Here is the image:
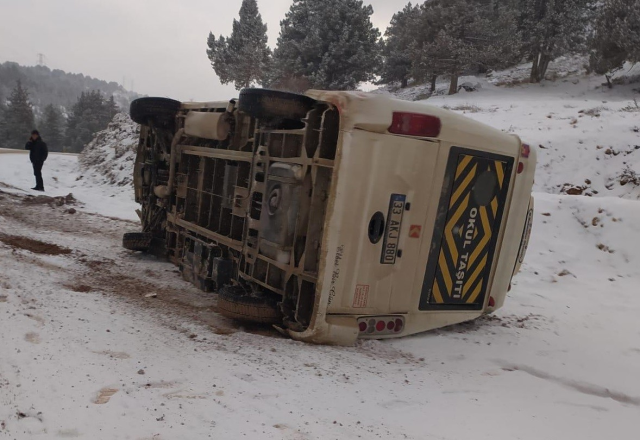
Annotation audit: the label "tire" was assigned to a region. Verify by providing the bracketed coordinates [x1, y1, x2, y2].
[238, 88, 315, 121]
[130, 97, 181, 127]
[122, 232, 153, 251]
[217, 285, 282, 325]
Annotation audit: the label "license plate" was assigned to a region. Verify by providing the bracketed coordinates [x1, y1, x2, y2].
[380, 194, 406, 264]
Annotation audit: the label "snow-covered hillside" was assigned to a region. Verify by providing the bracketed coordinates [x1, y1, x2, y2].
[79, 113, 139, 188]
[378, 63, 640, 200]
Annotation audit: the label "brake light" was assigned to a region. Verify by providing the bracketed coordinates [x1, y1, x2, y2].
[357, 316, 405, 336]
[521, 143, 530, 158]
[517, 162, 524, 174]
[389, 112, 441, 137]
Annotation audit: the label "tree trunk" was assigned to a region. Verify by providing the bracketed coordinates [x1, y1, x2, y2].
[530, 51, 541, 83]
[448, 72, 459, 95]
[605, 74, 613, 89]
[401, 77, 408, 89]
[538, 54, 551, 81]
[430, 75, 437, 93]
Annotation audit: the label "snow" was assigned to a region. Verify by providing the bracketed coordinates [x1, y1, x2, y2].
[377, 63, 640, 200]
[0, 150, 138, 222]
[1, 66, 640, 439]
[79, 113, 140, 189]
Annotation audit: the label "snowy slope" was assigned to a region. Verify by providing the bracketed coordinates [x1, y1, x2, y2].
[377, 67, 640, 200]
[79, 113, 140, 188]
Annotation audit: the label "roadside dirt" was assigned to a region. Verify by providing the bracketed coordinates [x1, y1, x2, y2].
[0, 188, 278, 338]
[0, 233, 72, 255]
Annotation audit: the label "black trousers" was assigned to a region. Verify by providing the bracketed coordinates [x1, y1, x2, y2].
[32, 160, 44, 190]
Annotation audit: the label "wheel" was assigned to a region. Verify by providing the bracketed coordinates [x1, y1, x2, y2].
[238, 88, 315, 121]
[122, 232, 153, 251]
[217, 284, 282, 325]
[130, 97, 181, 127]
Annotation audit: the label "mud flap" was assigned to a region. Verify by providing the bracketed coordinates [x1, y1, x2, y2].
[420, 147, 513, 310]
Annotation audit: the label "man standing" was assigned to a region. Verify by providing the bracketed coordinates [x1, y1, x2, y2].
[25, 130, 48, 191]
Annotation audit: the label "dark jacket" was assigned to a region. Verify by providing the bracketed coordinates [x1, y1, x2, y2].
[25, 138, 48, 163]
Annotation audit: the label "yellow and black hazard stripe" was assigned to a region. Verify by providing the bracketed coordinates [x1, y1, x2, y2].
[420, 147, 513, 310]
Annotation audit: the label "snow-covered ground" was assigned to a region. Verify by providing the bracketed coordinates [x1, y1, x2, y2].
[1, 68, 640, 439]
[0, 150, 138, 221]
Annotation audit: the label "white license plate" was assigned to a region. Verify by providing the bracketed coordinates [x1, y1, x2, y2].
[380, 194, 406, 264]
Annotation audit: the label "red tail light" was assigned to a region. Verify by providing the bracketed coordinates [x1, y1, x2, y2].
[517, 162, 524, 174]
[521, 143, 531, 158]
[389, 112, 441, 137]
[357, 316, 405, 336]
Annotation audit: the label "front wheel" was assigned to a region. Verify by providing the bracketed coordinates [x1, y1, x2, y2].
[130, 97, 181, 128]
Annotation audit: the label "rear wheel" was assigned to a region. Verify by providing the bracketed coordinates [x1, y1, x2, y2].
[238, 89, 315, 122]
[122, 232, 153, 251]
[217, 284, 282, 325]
[130, 97, 181, 128]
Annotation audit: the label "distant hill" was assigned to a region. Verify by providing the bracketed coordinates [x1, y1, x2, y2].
[0, 61, 139, 116]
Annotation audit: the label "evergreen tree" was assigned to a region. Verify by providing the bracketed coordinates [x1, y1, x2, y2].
[0, 92, 6, 149]
[414, 0, 521, 95]
[271, 0, 381, 90]
[207, 0, 272, 90]
[65, 90, 116, 153]
[2, 80, 35, 149]
[378, 3, 422, 88]
[519, 0, 593, 83]
[39, 104, 65, 152]
[104, 95, 119, 122]
[589, 0, 640, 86]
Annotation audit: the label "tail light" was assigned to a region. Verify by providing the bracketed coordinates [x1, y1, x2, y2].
[388, 112, 441, 137]
[357, 316, 405, 336]
[517, 143, 530, 174]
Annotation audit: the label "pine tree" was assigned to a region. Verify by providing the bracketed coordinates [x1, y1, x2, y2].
[65, 90, 115, 153]
[519, 0, 593, 83]
[103, 95, 119, 122]
[207, 0, 272, 90]
[0, 92, 6, 149]
[39, 104, 65, 152]
[589, 0, 640, 86]
[414, 0, 521, 95]
[271, 0, 381, 91]
[2, 80, 35, 149]
[378, 3, 422, 88]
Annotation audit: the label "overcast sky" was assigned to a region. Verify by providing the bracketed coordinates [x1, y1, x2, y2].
[0, 0, 398, 101]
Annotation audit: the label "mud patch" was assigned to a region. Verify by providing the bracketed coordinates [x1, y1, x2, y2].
[22, 193, 77, 207]
[25, 332, 41, 344]
[64, 284, 94, 293]
[94, 387, 118, 404]
[0, 233, 71, 256]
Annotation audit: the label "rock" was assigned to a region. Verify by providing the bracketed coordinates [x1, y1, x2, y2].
[459, 81, 481, 92]
[138, 369, 145, 375]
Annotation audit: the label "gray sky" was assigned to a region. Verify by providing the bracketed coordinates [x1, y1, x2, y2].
[0, 0, 399, 101]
